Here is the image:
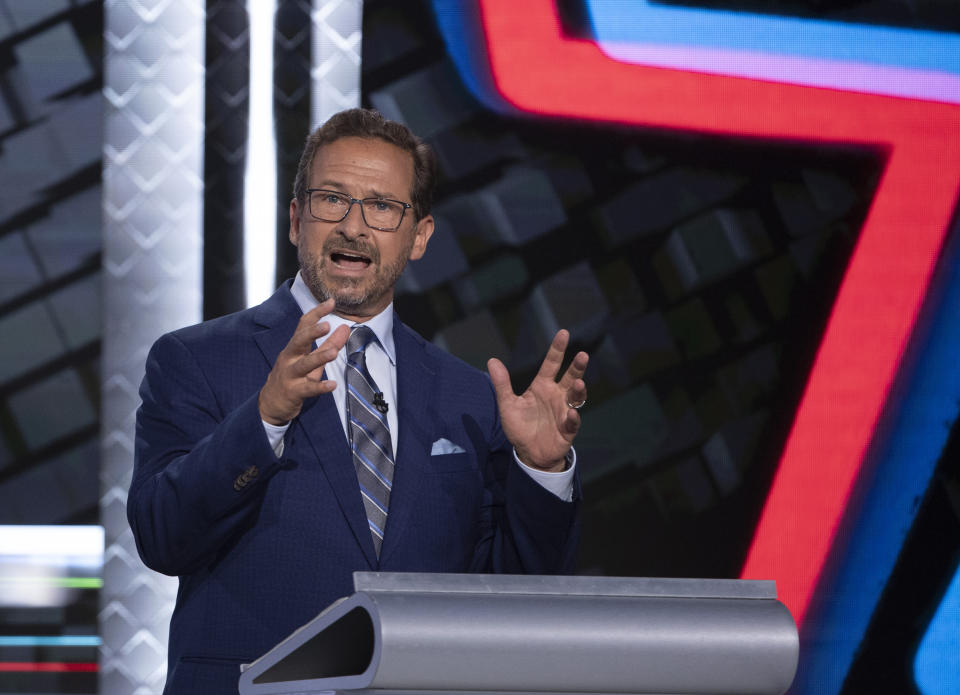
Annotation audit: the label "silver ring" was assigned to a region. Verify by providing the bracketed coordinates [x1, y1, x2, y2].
[567, 399, 586, 410]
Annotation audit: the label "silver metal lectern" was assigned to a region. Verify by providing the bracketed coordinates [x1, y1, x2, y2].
[238, 572, 798, 695]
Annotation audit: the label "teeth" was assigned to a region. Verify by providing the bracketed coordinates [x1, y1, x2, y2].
[332, 251, 370, 264]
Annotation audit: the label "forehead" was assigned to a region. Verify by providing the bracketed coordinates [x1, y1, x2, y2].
[310, 136, 415, 197]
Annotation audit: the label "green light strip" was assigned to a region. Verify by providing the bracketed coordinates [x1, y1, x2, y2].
[0, 577, 102, 589]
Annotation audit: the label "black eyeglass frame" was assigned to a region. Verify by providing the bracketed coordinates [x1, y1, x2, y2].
[305, 188, 413, 232]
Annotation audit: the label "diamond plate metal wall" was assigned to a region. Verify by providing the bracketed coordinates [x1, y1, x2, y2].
[101, 1, 206, 692]
[310, 0, 361, 129]
[275, 0, 362, 285]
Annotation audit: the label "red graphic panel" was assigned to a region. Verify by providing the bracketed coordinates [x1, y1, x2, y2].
[475, 0, 960, 625]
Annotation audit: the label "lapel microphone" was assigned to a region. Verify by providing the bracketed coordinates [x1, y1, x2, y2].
[373, 392, 389, 414]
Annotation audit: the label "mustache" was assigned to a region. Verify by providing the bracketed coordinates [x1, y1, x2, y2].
[321, 235, 380, 264]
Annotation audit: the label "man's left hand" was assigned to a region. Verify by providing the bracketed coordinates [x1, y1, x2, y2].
[488, 330, 589, 472]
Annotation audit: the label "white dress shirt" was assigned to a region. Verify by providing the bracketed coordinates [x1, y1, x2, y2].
[262, 273, 575, 501]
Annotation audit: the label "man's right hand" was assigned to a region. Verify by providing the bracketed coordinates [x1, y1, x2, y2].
[258, 299, 350, 425]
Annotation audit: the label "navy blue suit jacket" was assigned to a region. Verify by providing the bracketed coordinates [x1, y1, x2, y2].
[128, 282, 580, 694]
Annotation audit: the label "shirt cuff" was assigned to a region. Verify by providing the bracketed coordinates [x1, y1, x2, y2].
[262, 419, 290, 457]
[513, 448, 576, 502]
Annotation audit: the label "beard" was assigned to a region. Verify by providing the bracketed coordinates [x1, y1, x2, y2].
[298, 233, 412, 317]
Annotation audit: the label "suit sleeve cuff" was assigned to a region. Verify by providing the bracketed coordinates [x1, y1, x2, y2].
[512, 448, 576, 502]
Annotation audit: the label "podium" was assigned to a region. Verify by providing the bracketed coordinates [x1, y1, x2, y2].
[239, 572, 798, 695]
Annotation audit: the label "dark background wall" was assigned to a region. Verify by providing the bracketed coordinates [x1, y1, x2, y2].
[0, 2, 102, 693]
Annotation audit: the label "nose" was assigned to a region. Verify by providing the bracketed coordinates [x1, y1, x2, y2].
[337, 200, 368, 239]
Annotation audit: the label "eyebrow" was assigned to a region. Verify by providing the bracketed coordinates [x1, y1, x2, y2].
[315, 180, 403, 201]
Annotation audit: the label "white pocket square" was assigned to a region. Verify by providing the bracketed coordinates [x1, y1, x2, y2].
[431, 438, 466, 455]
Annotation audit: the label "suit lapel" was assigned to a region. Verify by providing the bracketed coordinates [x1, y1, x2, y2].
[296, 389, 378, 567]
[378, 319, 437, 566]
[252, 283, 378, 568]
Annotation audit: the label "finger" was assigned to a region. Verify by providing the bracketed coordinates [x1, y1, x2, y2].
[282, 321, 329, 360]
[535, 330, 570, 381]
[291, 343, 341, 378]
[300, 323, 350, 375]
[287, 299, 336, 353]
[565, 378, 587, 406]
[318, 322, 350, 352]
[302, 320, 332, 348]
[487, 357, 516, 408]
[294, 321, 348, 371]
[281, 377, 338, 409]
[558, 351, 589, 390]
[299, 377, 339, 397]
[564, 379, 587, 412]
[561, 408, 581, 437]
[305, 297, 336, 321]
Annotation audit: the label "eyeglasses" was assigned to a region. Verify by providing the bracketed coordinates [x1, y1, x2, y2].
[306, 188, 412, 232]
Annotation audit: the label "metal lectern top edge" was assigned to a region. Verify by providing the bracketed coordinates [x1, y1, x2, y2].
[339, 690, 709, 695]
[353, 572, 777, 600]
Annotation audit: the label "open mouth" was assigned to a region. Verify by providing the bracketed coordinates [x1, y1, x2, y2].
[330, 251, 372, 270]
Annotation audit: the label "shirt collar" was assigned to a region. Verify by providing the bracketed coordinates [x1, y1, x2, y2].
[290, 272, 396, 365]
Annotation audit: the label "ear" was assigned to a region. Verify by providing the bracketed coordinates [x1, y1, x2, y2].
[408, 214, 434, 261]
[288, 198, 301, 245]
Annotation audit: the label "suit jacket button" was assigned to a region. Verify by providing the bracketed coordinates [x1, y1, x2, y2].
[233, 465, 259, 491]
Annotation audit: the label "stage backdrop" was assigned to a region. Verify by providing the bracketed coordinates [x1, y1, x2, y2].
[0, 1, 956, 694]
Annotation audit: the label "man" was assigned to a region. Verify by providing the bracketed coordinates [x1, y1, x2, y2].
[129, 108, 588, 694]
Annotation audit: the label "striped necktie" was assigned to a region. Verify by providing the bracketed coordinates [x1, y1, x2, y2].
[345, 325, 394, 556]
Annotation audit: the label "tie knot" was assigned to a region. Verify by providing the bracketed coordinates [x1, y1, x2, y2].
[347, 324, 377, 356]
